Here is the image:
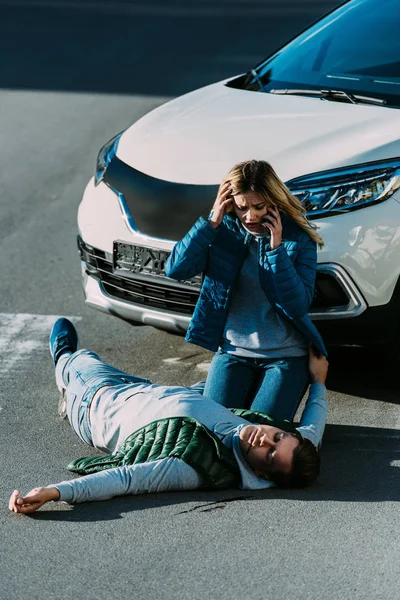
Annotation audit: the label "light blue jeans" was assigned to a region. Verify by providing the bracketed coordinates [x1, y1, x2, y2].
[203, 350, 309, 421]
[56, 350, 150, 446]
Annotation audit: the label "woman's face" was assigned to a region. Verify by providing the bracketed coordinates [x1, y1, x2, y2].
[232, 190, 269, 234]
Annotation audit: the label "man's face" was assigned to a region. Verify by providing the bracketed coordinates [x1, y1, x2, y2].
[239, 424, 299, 477]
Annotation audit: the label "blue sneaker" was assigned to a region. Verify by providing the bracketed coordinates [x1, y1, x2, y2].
[49, 318, 78, 365]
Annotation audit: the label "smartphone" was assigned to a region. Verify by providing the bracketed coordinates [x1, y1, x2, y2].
[260, 214, 271, 236]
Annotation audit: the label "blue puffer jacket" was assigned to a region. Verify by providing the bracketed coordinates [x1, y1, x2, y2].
[165, 213, 327, 356]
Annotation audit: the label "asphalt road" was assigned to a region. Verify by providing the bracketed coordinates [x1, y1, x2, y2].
[1, 1, 399, 599]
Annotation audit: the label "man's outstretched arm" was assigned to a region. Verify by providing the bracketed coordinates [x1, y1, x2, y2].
[296, 346, 329, 448]
[9, 458, 203, 513]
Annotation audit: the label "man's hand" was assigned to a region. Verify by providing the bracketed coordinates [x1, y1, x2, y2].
[308, 345, 329, 385]
[9, 487, 60, 514]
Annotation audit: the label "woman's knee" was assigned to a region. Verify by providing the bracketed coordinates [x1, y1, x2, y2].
[251, 358, 308, 419]
[204, 352, 256, 407]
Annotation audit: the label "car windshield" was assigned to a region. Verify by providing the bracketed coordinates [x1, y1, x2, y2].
[241, 0, 400, 108]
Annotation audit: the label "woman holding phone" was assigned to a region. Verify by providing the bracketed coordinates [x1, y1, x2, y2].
[165, 160, 326, 421]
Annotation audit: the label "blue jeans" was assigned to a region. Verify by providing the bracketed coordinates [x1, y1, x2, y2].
[203, 350, 309, 421]
[56, 350, 150, 446]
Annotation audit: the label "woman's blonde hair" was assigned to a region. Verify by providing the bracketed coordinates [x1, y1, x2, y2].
[223, 160, 324, 249]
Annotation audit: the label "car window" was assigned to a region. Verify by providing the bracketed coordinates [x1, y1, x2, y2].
[246, 0, 400, 106]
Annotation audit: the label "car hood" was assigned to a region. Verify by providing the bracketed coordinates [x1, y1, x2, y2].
[117, 80, 400, 185]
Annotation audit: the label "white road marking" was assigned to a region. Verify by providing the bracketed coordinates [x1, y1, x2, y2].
[163, 357, 188, 365]
[0, 313, 81, 375]
[162, 357, 211, 372]
[195, 361, 211, 373]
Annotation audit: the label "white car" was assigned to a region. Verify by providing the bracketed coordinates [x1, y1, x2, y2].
[77, 0, 400, 357]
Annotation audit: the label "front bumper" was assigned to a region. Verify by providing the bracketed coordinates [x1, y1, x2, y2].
[78, 235, 371, 336]
[316, 279, 400, 346]
[78, 237, 195, 333]
[82, 268, 192, 332]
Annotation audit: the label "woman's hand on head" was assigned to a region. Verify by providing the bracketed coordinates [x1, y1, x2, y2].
[262, 206, 282, 249]
[9, 487, 60, 514]
[209, 182, 233, 228]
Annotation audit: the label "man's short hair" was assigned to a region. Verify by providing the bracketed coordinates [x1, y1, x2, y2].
[267, 435, 321, 488]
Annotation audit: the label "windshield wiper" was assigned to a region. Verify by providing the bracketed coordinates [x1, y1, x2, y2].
[248, 69, 268, 93]
[270, 88, 386, 106]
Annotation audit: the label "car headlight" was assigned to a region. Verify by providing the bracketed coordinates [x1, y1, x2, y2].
[94, 131, 123, 187]
[286, 159, 400, 218]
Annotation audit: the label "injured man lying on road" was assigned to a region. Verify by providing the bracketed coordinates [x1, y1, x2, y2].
[9, 319, 328, 514]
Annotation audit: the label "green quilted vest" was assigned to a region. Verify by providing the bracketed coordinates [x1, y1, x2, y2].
[67, 409, 298, 490]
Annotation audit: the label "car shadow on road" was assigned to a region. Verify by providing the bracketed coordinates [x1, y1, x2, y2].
[0, 0, 342, 97]
[26, 422, 400, 523]
[326, 346, 399, 405]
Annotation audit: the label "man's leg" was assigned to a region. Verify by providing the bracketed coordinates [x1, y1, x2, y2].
[56, 348, 150, 391]
[250, 356, 309, 421]
[51, 318, 150, 445]
[55, 350, 100, 445]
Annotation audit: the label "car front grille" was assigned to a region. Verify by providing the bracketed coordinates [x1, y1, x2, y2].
[78, 236, 351, 317]
[78, 237, 200, 315]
